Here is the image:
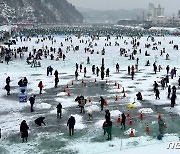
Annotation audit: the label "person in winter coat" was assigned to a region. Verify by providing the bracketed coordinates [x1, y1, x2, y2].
[79, 97, 86, 113]
[166, 65, 170, 75]
[54, 70, 58, 78]
[158, 118, 165, 136]
[55, 77, 59, 88]
[29, 95, 36, 112]
[96, 67, 100, 77]
[18, 79, 23, 87]
[92, 65, 95, 74]
[106, 68, 110, 77]
[47, 66, 50, 76]
[136, 92, 142, 100]
[128, 66, 131, 75]
[154, 81, 159, 93]
[171, 69, 175, 79]
[153, 63, 157, 74]
[49, 66, 53, 75]
[155, 88, 160, 99]
[99, 96, 105, 111]
[23, 77, 28, 87]
[5, 84, 10, 95]
[84, 67, 87, 77]
[87, 57, 90, 64]
[6, 76, 10, 85]
[75, 70, 78, 80]
[67, 116, 76, 136]
[172, 86, 176, 94]
[56, 103, 62, 118]
[35, 117, 46, 126]
[116, 63, 119, 72]
[103, 120, 112, 140]
[80, 64, 82, 72]
[38, 81, 43, 94]
[121, 113, 126, 130]
[105, 110, 111, 122]
[168, 85, 171, 98]
[20, 120, 29, 142]
[171, 93, 176, 107]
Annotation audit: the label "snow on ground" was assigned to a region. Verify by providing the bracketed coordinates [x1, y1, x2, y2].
[0, 35, 180, 153]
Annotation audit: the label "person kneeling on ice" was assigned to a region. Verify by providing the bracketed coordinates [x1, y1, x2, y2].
[136, 92, 142, 100]
[103, 120, 112, 140]
[35, 117, 46, 126]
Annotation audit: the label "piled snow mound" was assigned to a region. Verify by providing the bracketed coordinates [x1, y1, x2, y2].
[139, 108, 154, 114]
[85, 105, 100, 112]
[35, 103, 51, 109]
[110, 110, 122, 117]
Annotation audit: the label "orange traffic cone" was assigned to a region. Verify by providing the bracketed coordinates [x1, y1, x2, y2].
[164, 123, 167, 128]
[126, 110, 131, 118]
[66, 84, 69, 89]
[123, 93, 126, 98]
[129, 118, 133, 126]
[115, 95, 118, 101]
[122, 87, 125, 93]
[67, 91, 70, 96]
[145, 124, 150, 133]
[158, 114, 161, 120]
[129, 129, 135, 137]
[117, 115, 121, 123]
[117, 84, 120, 89]
[64, 88, 66, 92]
[104, 100, 108, 106]
[72, 80, 74, 86]
[114, 82, 117, 86]
[94, 78, 97, 83]
[140, 112, 144, 120]
[88, 98, 92, 103]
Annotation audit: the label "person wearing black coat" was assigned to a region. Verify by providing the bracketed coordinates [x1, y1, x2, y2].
[155, 88, 160, 99]
[172, 86, 176, 94]
[35, 117, 46, 126]
[49, 66, 53, 75]
[121, 113, 126, 130]
[136, 92, 142, 100]
[168, 85, 171, 98]
[57, 103, 62, 118]
[105, 110, 111, 122]
[54, 70, 58, 78]
[23, 77, 28, 87]
[55, 77, 59, 88]
[5, 84, 10, 95]
[6, 76, 10, 85]
[20, 120, 29, 142]
[171, 93, 176, 107]
[29, 95, 36, 112]
[67, 116, 76, 136]
[128, 66, 130, 75]
[99, 96, 105, 111]
[18, 79, 23, 87]
[154, 81, 158, 93]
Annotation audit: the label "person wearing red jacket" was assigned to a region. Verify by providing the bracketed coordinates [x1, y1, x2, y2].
[38, 81, 43, 94]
